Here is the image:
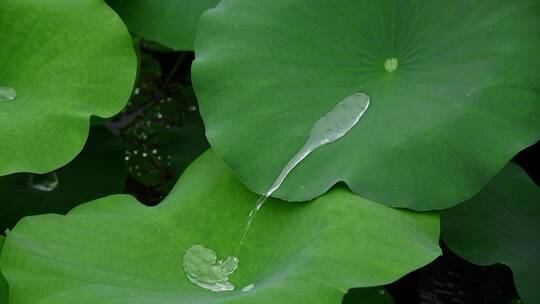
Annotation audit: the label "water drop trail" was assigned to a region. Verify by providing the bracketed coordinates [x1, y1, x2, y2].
[182, 92, 370, 292]
[238, 92, 370, 249]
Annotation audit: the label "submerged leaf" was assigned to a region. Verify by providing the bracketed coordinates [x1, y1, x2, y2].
[193, 0, 540, 210]
[342, 287, 394, 304]
[1, 151, 440, 304]
[0, 0, 136, 176]
[0, 127, 127, 232]
[442, 163, 540, 304]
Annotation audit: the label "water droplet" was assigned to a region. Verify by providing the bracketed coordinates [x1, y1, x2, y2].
[152, 149, 158, 154]
[142, 152, 148, 158]
[156, 113, 163, 119]
[242, 283, 255, 292]
[27, 172, 59, 192]
[384, 58, 399, 72]
[133, 150, 139, 155]
[377, 288, 386, 296]
[0, 86, 17, 102]
[124, 156, 130, 161]
[239, 92, 370, 247]
[183, 244, 238, 292]
[134, 87, 140, 95]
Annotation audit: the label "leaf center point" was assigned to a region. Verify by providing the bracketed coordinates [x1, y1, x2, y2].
[384, 58, 399, 72]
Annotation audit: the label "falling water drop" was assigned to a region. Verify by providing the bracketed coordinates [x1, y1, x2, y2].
[183, 244, 239, 292]
[239, 92, 370, 247]
[0, 86, 17, 102]
[27, 172, 59, 192]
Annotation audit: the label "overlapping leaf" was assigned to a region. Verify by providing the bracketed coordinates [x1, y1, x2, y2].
[0, 0, 136, 176]
[1, 151, 440, 304]
[193, 0, 540, 210]
[107, 0, 220, 50]
[442, 163, 540, 303]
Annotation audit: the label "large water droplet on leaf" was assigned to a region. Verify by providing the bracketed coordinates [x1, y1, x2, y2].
[0, 86, 17, 102]
[27, 172, 59, 192]
[183, 244, 239, 292]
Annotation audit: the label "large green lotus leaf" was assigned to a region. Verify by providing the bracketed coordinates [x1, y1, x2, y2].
[0, 236, 7, 304]
[1, 150, 440, 304]
[0, 127, 127, 232]
[106, 0, 220, 51]
[0, 0, 136, 176]
[342, 287, 394, 304]
[442, 163, 539, 304]
[192, 0, 540, 210]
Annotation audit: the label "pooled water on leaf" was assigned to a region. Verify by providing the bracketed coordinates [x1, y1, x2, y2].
[0, 86, 17, 102]
[183, 92, 370, 292]
[183, 244, 239, 292]
[27, 172, 59, 192]
[238, 92, 370, 247]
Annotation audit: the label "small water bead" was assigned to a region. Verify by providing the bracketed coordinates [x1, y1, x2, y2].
[183, 244, 239, 292]
[0, 86, 17, 102]
[242, 284, 255, 292]
[27, 172, 59, 192]
[384, 58, 398, 72]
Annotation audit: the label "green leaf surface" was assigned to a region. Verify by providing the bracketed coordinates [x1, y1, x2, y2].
[0, 0, 137, 176]
[342, 287, 394, 304]
[0, 236, 7, 304]
[0, 127, 127, 232]
[442, 163, 540, 304]
[106, 0, 220, 51]
[192, 0, 540, 210]
[1, 150, 440, 304]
